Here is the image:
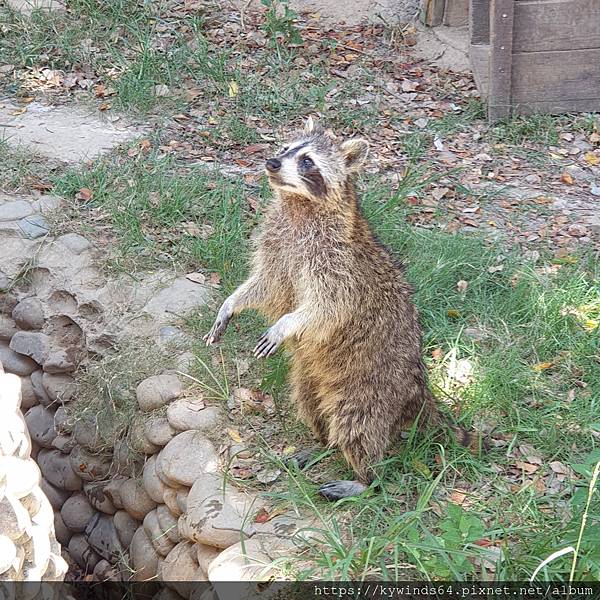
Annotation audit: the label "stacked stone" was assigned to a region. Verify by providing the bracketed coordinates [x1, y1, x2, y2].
[0, 358, 68, 589]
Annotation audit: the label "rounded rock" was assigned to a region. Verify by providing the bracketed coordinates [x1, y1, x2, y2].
[120, 479, 157, 521]
[129, 418, 160, 455]
[178, 473, 257, 549]
[159, 541, 199, 594]
[24, 405, 57, 448]
[166, 399, 221, 432]
[37, 449, 82, 491]
[158, 431, 219, 487]
[84, 481, 117, 515]
[61, 492, 96, 532]
[68, 445, 111, 482]
[143, 455, 168, 504]
[54, 512, 71, 546]
[136, 374, 182, 412]
[143, 509, 175, 557]
[29, 369, 51, 406]
[0, 315, 18, 341]
[12, 297, 44, 330]
[40, 477, 71, 511]
[156, 504, 180, 544]
[162, 488, 182, 518]
[20, 375, 39, 410]
[85, 513, 123, 562]
[41, 372, 75, 403]
[144, 416, 177, 447]
[130, 527, 159, 581]
[68, 533, 101, 572]
[113, 510, 139, 548]
[0, 341, 38, 376]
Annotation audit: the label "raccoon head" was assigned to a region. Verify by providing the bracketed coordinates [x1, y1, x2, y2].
[265, 117, 369, 200]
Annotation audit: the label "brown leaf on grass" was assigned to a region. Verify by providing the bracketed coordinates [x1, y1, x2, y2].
[515, 461, 539, 474]
[560, 172, 574, 185]
[254, 507, 271, 523]
[449, 489, 467, 506]
[227, 428, 243, 443]
[532, 361, 554, 372]
[431, 347, 443, 361]
[185, 272, 206, 284]
[584, 151, 599, 166]
[208, 272, 221, 287]
[447, 309, 461, 318]
[75, 187, 93, 201]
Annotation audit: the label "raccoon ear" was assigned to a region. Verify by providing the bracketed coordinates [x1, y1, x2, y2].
[341, 139, 369, 172]
[304, 115, 317, 134]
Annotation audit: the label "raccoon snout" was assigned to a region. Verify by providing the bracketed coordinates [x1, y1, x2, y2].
[265, 158, 281, 172]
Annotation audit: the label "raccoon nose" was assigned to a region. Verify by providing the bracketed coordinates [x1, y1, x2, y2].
[265, 158, 281, 172]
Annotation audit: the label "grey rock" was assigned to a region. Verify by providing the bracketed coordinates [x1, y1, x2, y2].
[178, 472, 257, 549]
[18, 214, 50, 239]
[144, 416, 177, 447]
[42, 348, 78, 374]
[136, 373, 182, 412]
[40, 477, 71, 511]
[143, 276, 210, 323]
[52, 434, 75, 453]
[68, 533, 100, 572]
[30, 369, 51, 405]
[37, 448, 82, 491]
[158, 431, 219, 488]
[120, 478, 157, 521]
[20, 374, 39, 410]
[54, 511, 72, 546]
[56, 233, 91, 255]
[129, 418, 160, 455]
[163, 488, 183, 518]
[143, 509, 175, 557]
[167, 400, 221, 432]
[10, 330, 50, 364]
[159, 541, 198, 593]
[85, 513, 123, 562]
[73, 417, 104, 452]
[84, 481, 117, 515]
[103, 478, 126, 510]
[24, 404, 57, 448]
[0, 315, 18, 340]
[0, 200, 33, 221]
[54, 405, 73, 433]
[113, 510, 139, 548]
[156, 504, 180, 545]
[42, 372, 75, 403]
[69, 445, 111, 482]
[12, 297, 44, 330]
[130, 527, 159, 581]
[195, 543, 220, 576]
[0, 340, 38, 376]
[61, 492, 96, 532]
[143, 455, 168, 504]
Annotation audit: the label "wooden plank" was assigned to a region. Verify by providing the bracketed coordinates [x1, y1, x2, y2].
[443, 0, 469, 26]
[421, 0, 446, 26]
[470, 0, 490, 45]
[488, 0, 514, 122]
[514, 0, 600, 52]
[511, 48, 600, 106]
[513, 98, 600, 116]
[470, 43, 490, 99]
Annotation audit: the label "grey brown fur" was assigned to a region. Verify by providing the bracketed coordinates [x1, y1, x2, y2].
[205, 119, 469, 499]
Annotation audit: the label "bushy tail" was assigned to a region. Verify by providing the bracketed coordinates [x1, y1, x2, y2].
[424, 390, 488, 454]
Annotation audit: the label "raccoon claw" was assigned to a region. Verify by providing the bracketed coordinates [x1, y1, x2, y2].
[253, 328, 283, 358]
[286, 447, 319, 470]
[318, 480, 368, 501]
[204, 313, 231, 346]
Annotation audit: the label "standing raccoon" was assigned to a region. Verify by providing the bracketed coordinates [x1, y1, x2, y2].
[205, 118, 466, 500]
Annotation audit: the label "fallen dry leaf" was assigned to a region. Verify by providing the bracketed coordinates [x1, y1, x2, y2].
[227, 428, 243, 443]
[75, 187, 93, 201]
[185, 272, 206, 284]
[515, 461, 539, 474]
[532, 361, 554, 372]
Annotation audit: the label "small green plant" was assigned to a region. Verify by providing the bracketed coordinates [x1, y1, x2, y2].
[261, 0, 302, 49]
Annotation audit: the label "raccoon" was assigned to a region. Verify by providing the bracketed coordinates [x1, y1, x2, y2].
[205, 117, 477, 500]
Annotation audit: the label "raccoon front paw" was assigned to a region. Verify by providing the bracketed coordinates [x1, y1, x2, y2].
[318, 480, 368, 501]
[253, 327, 284, 358]
[203, 311, 231, 346]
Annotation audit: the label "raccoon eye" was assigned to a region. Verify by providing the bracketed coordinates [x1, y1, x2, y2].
[300, 156, 314, 169]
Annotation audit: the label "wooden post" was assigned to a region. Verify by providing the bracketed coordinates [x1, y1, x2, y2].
[421, 0, 445, 26]
[488, 0, 514, 122]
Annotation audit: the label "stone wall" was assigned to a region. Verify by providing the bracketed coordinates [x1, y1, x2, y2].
[0, 215, 312, 595]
